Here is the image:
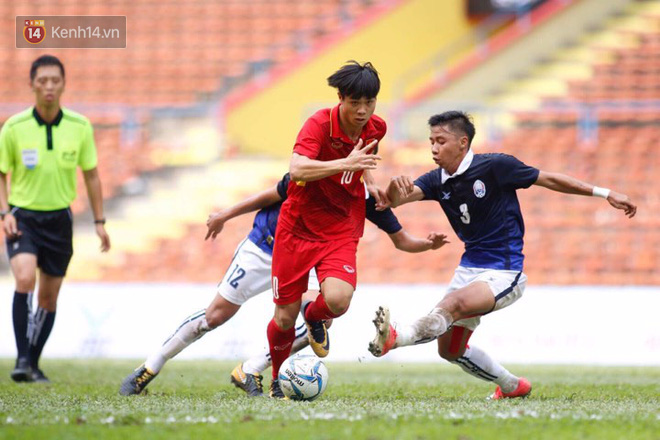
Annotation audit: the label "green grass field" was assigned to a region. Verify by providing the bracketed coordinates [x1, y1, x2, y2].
[0, 359, 658, 439]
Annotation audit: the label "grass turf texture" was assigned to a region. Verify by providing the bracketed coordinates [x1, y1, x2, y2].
[0, 360, 658, 439]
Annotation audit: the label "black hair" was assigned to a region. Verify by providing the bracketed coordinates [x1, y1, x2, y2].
[327, 60, 380, 99]
[30, 55, 65, 81]
[428, 111, 476, 146]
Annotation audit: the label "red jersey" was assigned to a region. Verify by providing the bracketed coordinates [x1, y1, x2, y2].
[278, 104, 387, 241]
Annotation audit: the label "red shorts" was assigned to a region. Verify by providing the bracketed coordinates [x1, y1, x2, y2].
[271, 229, 358, 305]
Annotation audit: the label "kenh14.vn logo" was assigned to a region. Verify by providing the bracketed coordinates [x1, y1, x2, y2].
[24, 20, 46, 44]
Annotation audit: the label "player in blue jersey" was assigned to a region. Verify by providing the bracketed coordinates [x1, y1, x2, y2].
[369, 111, 636, 400]
[119, 173, 448, 397]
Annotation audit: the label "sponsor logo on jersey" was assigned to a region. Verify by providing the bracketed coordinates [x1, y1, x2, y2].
[473, 180, 486, 198]
[442, 191, 451, 200]
[343, 265, 355, 274]
[331, 141, 343, 149]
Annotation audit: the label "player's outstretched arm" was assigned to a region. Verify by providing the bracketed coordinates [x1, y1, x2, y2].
[388, 230, 450, 253]
[289, 138, 380, 182]
[534, 171, 637, 218]
[384, 176, 424, 209]
[206, 185, 283, 240]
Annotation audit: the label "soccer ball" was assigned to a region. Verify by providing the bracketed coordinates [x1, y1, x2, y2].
[278, 353, 329, 401]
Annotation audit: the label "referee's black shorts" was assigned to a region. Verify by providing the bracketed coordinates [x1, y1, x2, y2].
[5, 206, 73, 277]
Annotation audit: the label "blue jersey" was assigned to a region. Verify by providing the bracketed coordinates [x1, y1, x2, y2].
[248, 174, 402, 255]
[247, 175, 289, 255]
[414, 152, 539, 271]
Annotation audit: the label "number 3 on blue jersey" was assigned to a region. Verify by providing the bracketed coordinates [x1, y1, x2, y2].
[227, 264, 246, 288]
[459, 203, 471, 224]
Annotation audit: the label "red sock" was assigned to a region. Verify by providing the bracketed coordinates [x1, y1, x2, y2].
[267, 318, 295, 380]
[304, 293, 345, 321]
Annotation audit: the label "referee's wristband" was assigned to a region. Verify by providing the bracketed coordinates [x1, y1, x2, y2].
[592, 186, 611, 199]
[94, 218, 106, 225]
[0, 210, 8, 220]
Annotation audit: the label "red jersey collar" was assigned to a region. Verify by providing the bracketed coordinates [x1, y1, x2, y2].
[329, 103, 375, 144]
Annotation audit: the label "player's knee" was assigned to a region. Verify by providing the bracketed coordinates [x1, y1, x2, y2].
[438, 345, 465, 362]
[325, 291, 352, 315]
[328, 300, 349, 316]
[14, 272, 36, 292]
[274, 314, 296, 330]
[274, 301, 300, 330]
[440, 295, 471, 319]
[274, 306, 297, 330]
[204, 308, 225, 329]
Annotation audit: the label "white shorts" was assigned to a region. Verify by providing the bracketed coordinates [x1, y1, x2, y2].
[446, 266, 527, 331]
[217, 238, 319, 306]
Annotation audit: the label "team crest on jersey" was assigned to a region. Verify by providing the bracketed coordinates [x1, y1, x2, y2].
[473, 180, 486, 198]
[331, 141, 343, 149]
[21, 149, 38, 169]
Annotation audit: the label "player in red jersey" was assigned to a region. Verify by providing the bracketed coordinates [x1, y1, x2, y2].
[267, 61, 386, 397]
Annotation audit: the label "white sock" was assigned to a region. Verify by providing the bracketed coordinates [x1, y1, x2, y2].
[395, 307, 453, 347]
[242, 323, 308, 375]
[451, 345, 519, 392]
[144, 309, 211, 374]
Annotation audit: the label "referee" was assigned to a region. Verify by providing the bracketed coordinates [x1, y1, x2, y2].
[0, 55, 111, 383]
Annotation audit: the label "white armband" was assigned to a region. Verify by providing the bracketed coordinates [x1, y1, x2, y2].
[592, 186, 611, 199]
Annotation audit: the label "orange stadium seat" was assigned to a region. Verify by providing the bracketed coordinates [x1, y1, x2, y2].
[0, 0, 387, 241]
[2, 1, 384, 107]
[484, 23, 659, 285]
[5, 0, 651, 285]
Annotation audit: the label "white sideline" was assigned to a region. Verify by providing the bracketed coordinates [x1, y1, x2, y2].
[0, 282, 658, 366]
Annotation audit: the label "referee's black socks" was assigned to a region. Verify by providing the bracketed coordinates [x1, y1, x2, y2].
[28, 307, 56, 370]
[12, 291, 30, 361]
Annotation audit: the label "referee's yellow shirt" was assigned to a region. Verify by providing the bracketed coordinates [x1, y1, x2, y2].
[0, 107, 98, 211]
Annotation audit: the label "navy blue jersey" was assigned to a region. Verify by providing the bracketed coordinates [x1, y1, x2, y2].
[247, 174, 290, 254]
[248, 173, 402, 255]
[365, 196, 403, 235]
[414, 153, 539, 271]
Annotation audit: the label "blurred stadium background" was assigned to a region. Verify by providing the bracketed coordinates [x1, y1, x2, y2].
[0, 0, 658, 363]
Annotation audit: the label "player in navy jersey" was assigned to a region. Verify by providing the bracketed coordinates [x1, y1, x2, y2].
[369, 111, 636, 399]
[119, 173, 448, 397]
